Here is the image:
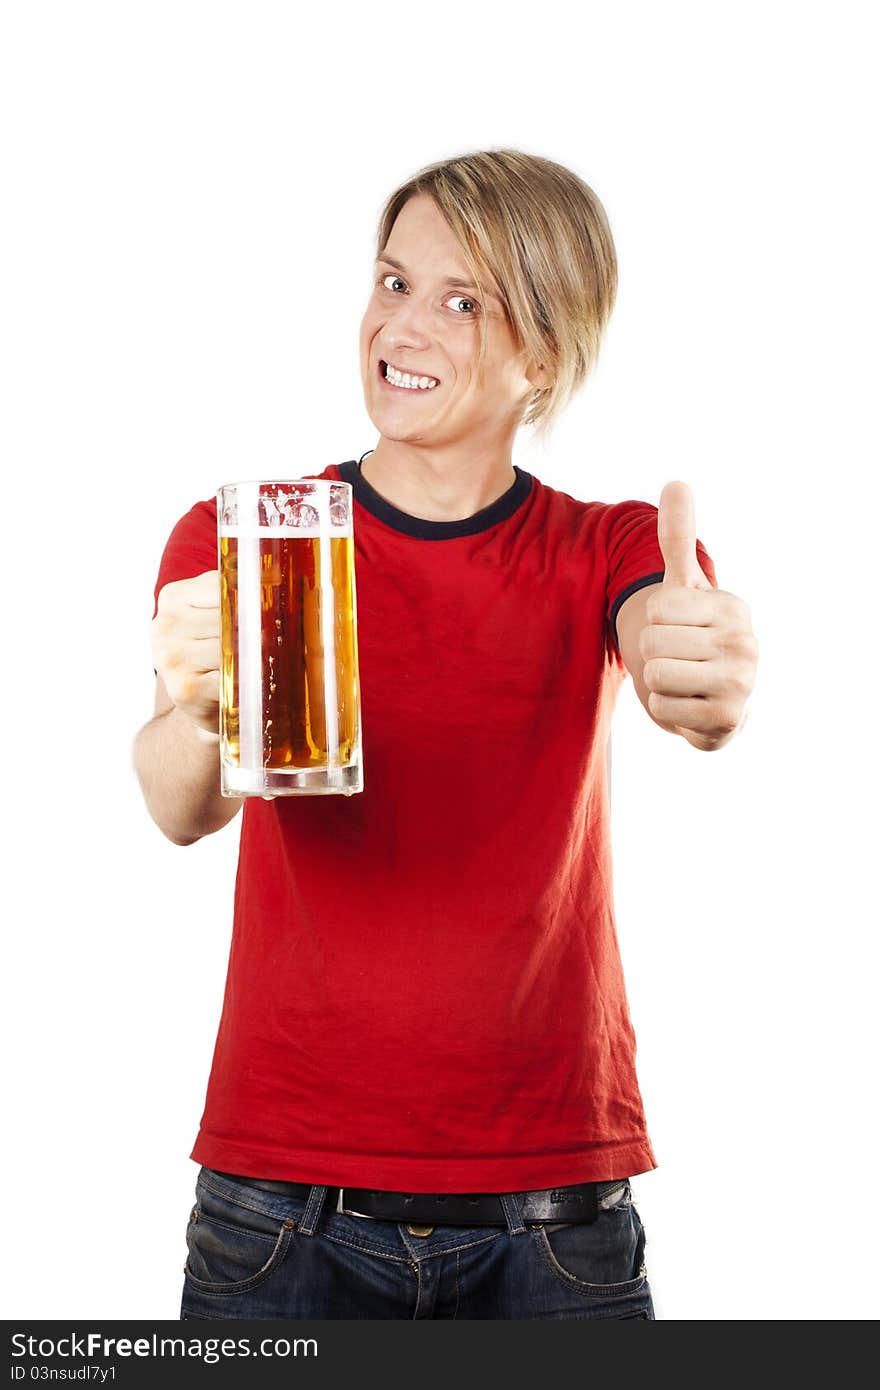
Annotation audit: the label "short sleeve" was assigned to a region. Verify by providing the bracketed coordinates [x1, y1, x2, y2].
[152, 497, 218, 620]
[604, 500, 717, 661]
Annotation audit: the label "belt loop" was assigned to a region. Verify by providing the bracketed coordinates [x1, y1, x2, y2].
[297, 1184, 328, 1236]
[499, 1191, 526, 1236]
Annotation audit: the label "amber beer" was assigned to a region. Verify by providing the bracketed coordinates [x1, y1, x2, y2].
[217, 481, 363, 797]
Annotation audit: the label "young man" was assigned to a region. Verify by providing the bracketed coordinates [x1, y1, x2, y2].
[135, 149, 758, 1321]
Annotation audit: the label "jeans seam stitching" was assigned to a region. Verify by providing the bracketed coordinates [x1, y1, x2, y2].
[314, 1233, 412, 1264]
[397, 1231, 502, 1258]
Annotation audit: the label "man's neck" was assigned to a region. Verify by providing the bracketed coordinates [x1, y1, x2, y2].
[360, 441, 517, 522]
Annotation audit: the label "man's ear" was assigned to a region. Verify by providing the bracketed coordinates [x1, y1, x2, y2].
[524, 359, 550, 390]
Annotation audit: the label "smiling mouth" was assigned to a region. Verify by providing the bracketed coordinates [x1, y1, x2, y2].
[378, 359, 440, 392]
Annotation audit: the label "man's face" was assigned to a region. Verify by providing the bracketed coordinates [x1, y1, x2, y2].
[359, 193, 540, 449]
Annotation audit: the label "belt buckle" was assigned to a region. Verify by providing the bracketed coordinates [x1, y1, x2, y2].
[336, 1187, 377, 1220]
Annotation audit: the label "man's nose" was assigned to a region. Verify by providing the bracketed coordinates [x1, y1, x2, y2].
[384, 293, 434, 345]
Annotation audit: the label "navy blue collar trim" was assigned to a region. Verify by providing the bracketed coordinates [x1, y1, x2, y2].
[337, 453, 533, 540]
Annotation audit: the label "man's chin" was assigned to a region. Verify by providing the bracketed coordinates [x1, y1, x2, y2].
[364, 417, 433, 446]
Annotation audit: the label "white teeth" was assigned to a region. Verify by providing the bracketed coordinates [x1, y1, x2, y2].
[384, 362, 438, 389]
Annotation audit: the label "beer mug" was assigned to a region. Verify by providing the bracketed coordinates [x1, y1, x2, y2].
[217, 479, 363, 797]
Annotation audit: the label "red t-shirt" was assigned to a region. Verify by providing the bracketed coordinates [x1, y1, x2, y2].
[152, 457, 717, 1191]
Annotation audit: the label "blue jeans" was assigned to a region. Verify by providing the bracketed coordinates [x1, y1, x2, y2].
[181, 1167, 655, 1320]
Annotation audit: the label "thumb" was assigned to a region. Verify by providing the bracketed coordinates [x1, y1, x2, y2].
[658, 481, 709, 588]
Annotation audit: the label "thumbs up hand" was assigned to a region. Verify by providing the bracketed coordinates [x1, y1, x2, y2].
[641, 482, 759, 749]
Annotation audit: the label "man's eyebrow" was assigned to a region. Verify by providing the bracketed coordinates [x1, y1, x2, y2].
[376, 253, 502, 302]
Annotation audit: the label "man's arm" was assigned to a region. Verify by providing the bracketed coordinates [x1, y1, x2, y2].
[133, 672, 244, 845]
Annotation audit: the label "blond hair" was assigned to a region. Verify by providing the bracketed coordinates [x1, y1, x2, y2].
[375, 148, 618, 438]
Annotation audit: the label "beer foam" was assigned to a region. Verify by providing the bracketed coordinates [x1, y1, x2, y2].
[219, 525, 351, 538]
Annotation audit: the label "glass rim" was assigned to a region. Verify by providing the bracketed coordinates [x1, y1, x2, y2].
[217, 477, 350, 495]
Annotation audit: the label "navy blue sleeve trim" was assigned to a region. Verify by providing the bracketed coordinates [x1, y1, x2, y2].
[609, 571, 665, 653]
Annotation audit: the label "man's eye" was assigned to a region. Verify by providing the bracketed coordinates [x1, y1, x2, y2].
[380, 274, 406, 292]
[446, 294, 477, 316]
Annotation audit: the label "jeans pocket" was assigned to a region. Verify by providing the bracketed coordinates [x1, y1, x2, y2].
[531, 1204, 647, 1297]
[184, 1174, 296, 1296]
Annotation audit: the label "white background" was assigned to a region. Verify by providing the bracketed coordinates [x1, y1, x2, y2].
[2, 0, 876, 1322]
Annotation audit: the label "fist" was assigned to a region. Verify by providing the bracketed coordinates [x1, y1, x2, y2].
[150, 570, 222, 738]
[641, 482, 759, 747]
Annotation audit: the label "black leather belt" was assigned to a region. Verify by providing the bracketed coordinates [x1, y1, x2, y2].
[211, 1170, 629, 1226]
